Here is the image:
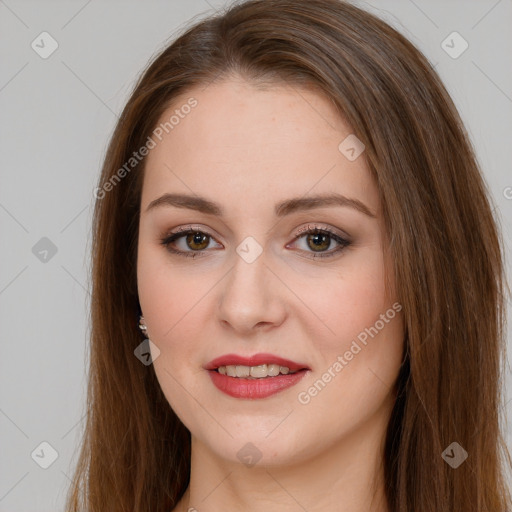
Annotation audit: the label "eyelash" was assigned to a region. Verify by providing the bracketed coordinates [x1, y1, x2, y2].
[159, 224, 351, 260]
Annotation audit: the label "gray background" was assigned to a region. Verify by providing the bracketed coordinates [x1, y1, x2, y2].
[0, 0, 511, 510]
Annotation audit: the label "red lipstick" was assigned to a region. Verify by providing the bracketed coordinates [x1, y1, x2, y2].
[204, 353, 310, 400]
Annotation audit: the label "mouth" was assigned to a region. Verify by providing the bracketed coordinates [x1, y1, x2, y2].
[204, 353, 310, 399]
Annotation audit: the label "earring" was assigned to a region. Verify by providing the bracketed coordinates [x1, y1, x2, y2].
[138, 315, 149, 338]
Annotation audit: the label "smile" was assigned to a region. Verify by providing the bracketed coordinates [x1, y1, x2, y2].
[205, 353, 310, 399]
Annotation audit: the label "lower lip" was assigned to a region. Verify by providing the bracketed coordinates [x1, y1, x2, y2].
[208, 369, 308, 399]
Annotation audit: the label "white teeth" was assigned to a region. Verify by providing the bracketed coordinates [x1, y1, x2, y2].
[217, 364, 296, 378]
[267, 364, 280, 376]
[250, 364, 268, 378]
[235, 365, 250, 378]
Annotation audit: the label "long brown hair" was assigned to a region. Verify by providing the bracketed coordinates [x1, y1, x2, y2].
[65, 0, 512, 510]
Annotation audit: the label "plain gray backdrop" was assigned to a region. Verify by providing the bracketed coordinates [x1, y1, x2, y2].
[1, 0, 511, 510]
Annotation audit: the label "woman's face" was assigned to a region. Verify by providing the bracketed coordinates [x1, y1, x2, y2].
[137, 77, 404, 467]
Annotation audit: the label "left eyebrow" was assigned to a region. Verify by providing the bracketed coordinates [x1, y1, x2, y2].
[145, 192, 376, 218]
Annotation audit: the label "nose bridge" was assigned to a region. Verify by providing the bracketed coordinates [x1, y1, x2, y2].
[217, 241, 286, 331]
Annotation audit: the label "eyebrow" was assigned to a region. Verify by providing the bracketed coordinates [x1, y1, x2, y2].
[145, 192, 376, 218]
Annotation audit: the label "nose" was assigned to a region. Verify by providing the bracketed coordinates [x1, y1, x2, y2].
[217, 248, 287, 334]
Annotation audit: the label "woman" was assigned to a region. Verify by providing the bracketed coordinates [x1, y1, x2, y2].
[65, 0, 512, 510]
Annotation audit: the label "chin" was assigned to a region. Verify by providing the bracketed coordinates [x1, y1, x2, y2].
[188, 411, 326, 468]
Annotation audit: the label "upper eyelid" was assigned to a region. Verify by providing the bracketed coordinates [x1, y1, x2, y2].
[164, 225, 222, 244]
[165, 223, 349, 240]
[294, 223, 349, 239]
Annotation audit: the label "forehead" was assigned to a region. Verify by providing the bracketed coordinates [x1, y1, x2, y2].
[141, 78, 379, 218]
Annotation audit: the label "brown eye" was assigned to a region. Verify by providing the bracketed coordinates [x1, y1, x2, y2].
[160, 228, 220, 258]
[185, 232, 210, 251]
[290, 227, 351, 259]
[305, 231, 331, 252]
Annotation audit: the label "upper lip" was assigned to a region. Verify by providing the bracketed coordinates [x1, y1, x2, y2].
[204, 353, 310, 372]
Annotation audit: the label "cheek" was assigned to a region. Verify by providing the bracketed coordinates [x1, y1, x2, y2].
[137, 248, 207, 418]
[136, 246, 215, 411]
[304, 249, 391, 355]
[137, 245, 202, 340]
[294, 301, 403, 447]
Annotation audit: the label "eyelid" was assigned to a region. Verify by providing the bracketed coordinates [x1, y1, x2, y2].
[162, 224, 223, 243]
[161, 223, 350, 242]
[292, 223, 351, 241]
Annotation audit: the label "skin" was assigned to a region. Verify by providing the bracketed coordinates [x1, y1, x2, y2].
[137, 76, 404, 512]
